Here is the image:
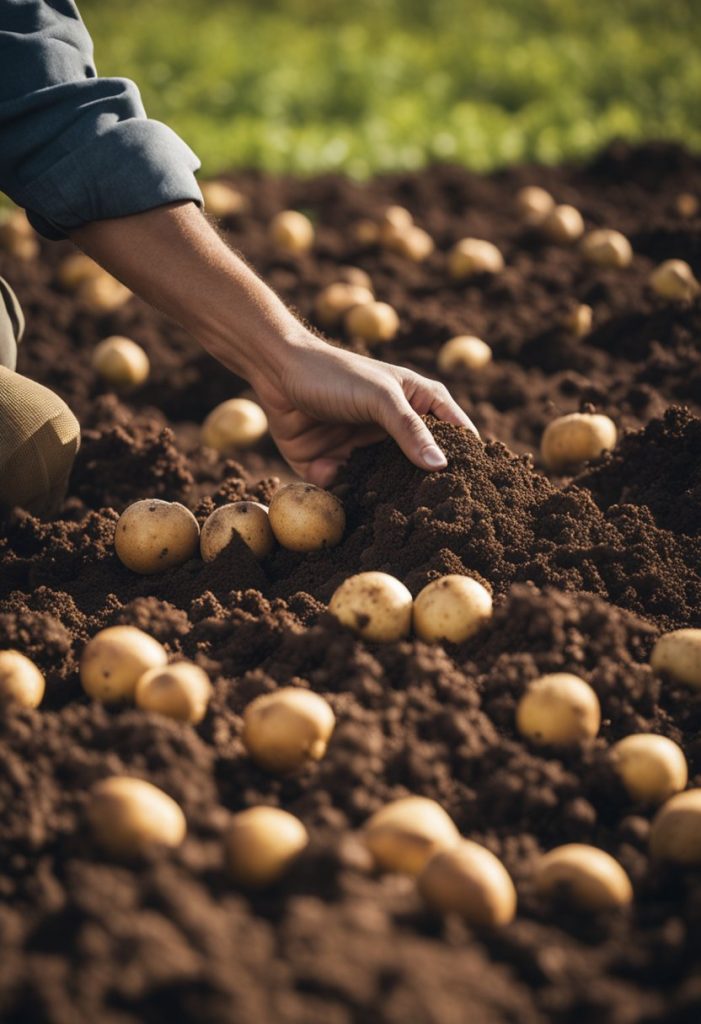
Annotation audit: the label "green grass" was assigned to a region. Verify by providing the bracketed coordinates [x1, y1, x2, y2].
[79, 0, 701, 176]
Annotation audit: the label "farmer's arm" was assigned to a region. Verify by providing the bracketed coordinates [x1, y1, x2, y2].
[71, 203, 475, 483]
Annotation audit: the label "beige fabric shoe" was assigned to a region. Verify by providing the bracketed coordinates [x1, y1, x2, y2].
[0, 367, 80, 515]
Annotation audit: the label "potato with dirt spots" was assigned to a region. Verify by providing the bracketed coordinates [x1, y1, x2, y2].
[413, 575, 492, 644]
[649, 789, 701, 864]
[243, 687, 335, 773]
[344, 300, 400, 344]
[364, 796, 460, 876]
[268, 482, 345, 552]
[534, 844, 633, 911]
[448, 238, 504, 279]
[269, 210, 314, 253]
[516, 673, 601, 746]
[418, 839, 517, 927]
[201, 398, 268, 453]
[80, 625, 168, 702]
[135, 661, 212, 724]
[87, 777, 186, 858]
[0, 650, 45, 708]
[437, 335, 492, 373]
[329, 571, 412, 643]
[225, 806, 309, 886]
[541, 412, 617, 472]
[200, 502, 274, 561]
[650, 628, 701, 688]
[92, 336, 150, 390]
[114, 499, 200, 574]
[611, 734, 687, 805]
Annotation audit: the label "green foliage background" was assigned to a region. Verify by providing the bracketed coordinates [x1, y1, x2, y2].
[79, 0, 701, 176]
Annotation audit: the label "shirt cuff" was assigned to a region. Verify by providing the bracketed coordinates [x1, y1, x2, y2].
[20, 118, 203, 240]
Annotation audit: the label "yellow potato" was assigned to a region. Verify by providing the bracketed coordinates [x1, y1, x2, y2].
[329, 571, 412, 643]
[437, 335, 492, 373]
[650, 628, 701, 689]
[344, 301, 400, 345]
[364, 796, 460, 875]
[78, 274, 132, 314]
[0, 650, 45, 708]
[201, 398, 268, 453]
[225, 806, 308, 886]
[649, 789, 701, 865]
[136, 661, 212, 724]
[516, 185, 555, 225]
[269, 210, 314, 253]
[516, 672, 601, 746]
[413, 575, 492, 644]
[314, 283, 374, 328]
[580, 229, 632, 268]
[201, 180, 248, 217]
[57, 251, 104, 290]
[541, 204, 585, 244]
[92, 336, 150, 390]
[611, 734, 687, 805]
[649, 259, 700, 301]
[87, 777, 186, 858]
[534, 844, 633, 911]
[268, 482, 345, 552]
[114, 499, 200, 575]
[242, 687, 335, 773]
[541, 412, 617, 472]
[80, 625, 168, 702]
[448, 238, 504, 279]
[562, 304, 593, 338]
[200, 502, 274, 561]
[418, 839, 517, 926]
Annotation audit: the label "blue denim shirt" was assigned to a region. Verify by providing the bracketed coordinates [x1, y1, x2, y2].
[0, 0, 203, 239]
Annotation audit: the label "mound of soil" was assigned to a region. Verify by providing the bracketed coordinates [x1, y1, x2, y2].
[2, 142, 701, 1024]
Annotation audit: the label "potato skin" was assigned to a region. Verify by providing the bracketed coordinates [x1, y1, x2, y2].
[268, 483, 345, 552]
[0, 650, 45, 708]
[329, 571, 412, 643]
[80, 625, 168, 703]
[200, 502, 274, 562]
[114, 499, 200, 575]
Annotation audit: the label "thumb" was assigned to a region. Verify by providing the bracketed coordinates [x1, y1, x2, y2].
[378, 389, 448, 471]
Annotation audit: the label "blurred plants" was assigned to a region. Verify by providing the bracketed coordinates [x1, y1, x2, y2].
[80, 0, 701, 175]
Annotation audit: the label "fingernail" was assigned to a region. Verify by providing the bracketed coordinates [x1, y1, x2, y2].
[421, 444, 447, 470]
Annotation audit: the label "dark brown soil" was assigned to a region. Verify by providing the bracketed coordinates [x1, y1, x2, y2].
[2, 141, 701, 1024]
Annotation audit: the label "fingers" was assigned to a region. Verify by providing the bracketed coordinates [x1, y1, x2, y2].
[376, 388, 448, 471]
[402, 373, 479, 436]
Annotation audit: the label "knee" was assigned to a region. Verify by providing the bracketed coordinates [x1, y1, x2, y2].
[0, 369, 80, 515]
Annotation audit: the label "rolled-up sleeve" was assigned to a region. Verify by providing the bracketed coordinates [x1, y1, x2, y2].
[0, 0, 203, 239]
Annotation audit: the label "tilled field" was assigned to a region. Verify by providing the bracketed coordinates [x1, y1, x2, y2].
[2, 141, 701, 1024]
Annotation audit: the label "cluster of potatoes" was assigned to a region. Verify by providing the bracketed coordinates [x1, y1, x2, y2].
[0, 208, 40, 261]
[314, 266, 400, 347]
[114, 478, 345, 574]
[57, 251, 132, 313]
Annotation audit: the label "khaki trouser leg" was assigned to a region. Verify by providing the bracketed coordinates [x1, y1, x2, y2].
[0, 367, 81, 514]
[0, 276, 24, 371]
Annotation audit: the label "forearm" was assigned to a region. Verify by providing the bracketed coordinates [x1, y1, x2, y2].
[70, 202, 313, 390]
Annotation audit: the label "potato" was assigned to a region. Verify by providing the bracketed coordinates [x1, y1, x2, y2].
[352, 219, 381, 246]
[516, 672, 601, 746]
[562, 303, 593, 338]
[344, 300, 400, 344]
[242, 687, 335, 773]
[201, 398, 268, 453]
[0, 650, 45, 708]
[650, 628, 701, 689]
[114, 499, 200, 575]
[0, 210, 39, 259]
[379, 205, 414, 235]
[534, 844, 633, 911]
[413, 575, 492, 644]
[337, 265, 373, 289]
[135, 662, 212, 724]
[78, 274, 132, 314]
[268, 482, 345, 552]
[541, 204, 585, 244]
[541, 412, 617, 472]
[611, 734, 687, 805]
[225, 806, 308, 886]
[363, 796, 460, 876]
[516, 185, 555, 225]
[675, 193, 699, 218]
[580, 229, 632, 268]
[384, 224, 435, 262]
[92, 336, 150, 390]
[437, 335, 492, 373]
[418, 839, 517, 927]
[314, 283, 374, 328]
[649, 259, 700, 302]
[56, 252, 104, 290]
[200, 501, 274, 562]
[200, 180, 248, 217]
[269, 210, 314, 253]
[80, 625, 168, 703]
[87, 776, 186, 858]
[649, 789, 701, 864]
[329, 571, 412, 643]
[448, 238, 504, 280]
